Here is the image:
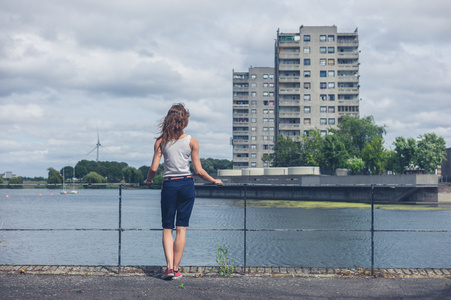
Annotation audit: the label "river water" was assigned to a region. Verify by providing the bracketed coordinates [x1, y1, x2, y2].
[1, 189, 450, 268]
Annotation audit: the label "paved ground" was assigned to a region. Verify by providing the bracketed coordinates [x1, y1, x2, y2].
[1, 265, 450, 299]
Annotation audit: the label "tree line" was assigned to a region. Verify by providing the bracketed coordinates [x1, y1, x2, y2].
[47, 158, 232, 187]
[265, 115, 447, 175]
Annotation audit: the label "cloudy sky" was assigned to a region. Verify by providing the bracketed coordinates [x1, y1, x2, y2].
[1, 0, 450, 178]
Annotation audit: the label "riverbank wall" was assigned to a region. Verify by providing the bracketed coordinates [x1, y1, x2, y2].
[194, 174, 444, 203]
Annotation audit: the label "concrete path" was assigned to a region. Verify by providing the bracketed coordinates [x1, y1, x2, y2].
[1, 265, 450, 299]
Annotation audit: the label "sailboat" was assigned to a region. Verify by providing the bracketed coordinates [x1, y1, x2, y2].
[68, 169, 79, 194]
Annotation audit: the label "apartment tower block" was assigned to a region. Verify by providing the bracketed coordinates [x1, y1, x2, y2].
[233, 26, 359, 169]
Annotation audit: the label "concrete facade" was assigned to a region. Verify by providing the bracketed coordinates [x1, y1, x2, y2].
[232, 67, 276, 169]
[276, 25, 359, 138]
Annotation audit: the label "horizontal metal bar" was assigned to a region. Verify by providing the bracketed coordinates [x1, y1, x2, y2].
[2, 228, 450, 233]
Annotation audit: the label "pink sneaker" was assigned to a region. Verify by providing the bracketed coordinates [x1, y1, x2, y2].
[162, 269, 174, 279]
[173, 270, 183, 279]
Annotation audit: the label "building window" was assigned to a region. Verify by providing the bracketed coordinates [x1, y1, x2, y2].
[251, 92, 257, 97]
[269, 118, 274, 123]
[304, 118, 311, 125]
[269, 92, 274, 97]
[320, 70, 327, 77]
[328, 47, 335, 53]
[320, 118, 327, 125]
[320, 58, 327, 66]
[304, 94, 311, 101]
[263, 127, 268, 132]
[320, 106, 327, 113]
[251, 118, 257, 123]
[303, 46, 310, 53]
[263, 92, 269, 97]
[263, 83, 268, 88]
[328, 35, 335, 42]
[251, 136, 257, 141]
[251, 100, 257, 105]
[304, 70, 311, 77]
[320, 94, 327, 101]
[328, 118, 336, 125]
[269, 127, 274, 132]
[328, 59, 335, 66]
[320, 130, 327, 137]
[269, 74, 274, 79]
[320, 47, 327, 54]
[263, 74, 269, 79]
[251, 127, 257, 132]
[251, 74, 257, 79]
[304, 130, 310, 136]
[328, 106, 335, 113]
[251, 109, 257, 114]
[304, 35, 310, 42]
[328, 94, 335, 101]
[304, 59, 311, 66]
[328, 82, 335, 89]
[304, 82, 311, 89]
[251, 153, 257, 159]
[304, 106, 311, 113]
[320, 35, 326, 42]
[320, 82, 327, 89]
[263, 109, 268, 114]
[263, 118, 268, 123]
[328, 70, 335, 77]
[251, 83, 257, 88]
[251, 144, 257, 150]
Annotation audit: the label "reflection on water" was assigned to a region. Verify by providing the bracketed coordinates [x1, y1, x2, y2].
[0, 189, 450, 268]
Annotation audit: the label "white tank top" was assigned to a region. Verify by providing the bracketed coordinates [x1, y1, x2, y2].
[162, 135, 192, 177]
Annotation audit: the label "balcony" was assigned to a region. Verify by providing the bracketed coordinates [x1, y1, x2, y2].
[337, 76, 359, 82]
[279, 112, 300, 117]
[278, 64, 300, 71]
[278, 123, 300, 130]
[279, 100, 300, 106]
[279, 52, 300, 59]
[233, 139, 249, 144]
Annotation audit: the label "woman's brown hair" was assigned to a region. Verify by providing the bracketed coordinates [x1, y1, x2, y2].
[157, 103, 190, 148]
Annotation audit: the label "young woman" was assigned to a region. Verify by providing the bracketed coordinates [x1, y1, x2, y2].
[144, 103, 223, 280]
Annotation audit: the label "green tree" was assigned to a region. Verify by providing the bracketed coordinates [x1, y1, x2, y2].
[384, 150, 396, 173]
[301, 130, 323, 166]
[346, 156, 365, 174]
[83, 171, 107, 185]
[122, 167, 143, 184]
[320, 134, 348, 173]
[60, 166, 74, 180]
[393, 137, 417, 174]
[416, 133, 447, 174]
[330, 115, 386, 158]
[47, 167, 62, 185]
[261, 154, 273, 166]
[272, 135, 301, 167]
[362, 137, 386, 174]
[0, 176, 4, 188]
[8, 176, 23, 188]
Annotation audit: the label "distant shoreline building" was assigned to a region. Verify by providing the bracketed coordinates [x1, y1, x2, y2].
[232, 25, 360, 169]
[1, 171, 16, 179]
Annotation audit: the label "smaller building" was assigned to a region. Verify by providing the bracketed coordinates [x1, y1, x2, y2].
[1, 171, 16, 179]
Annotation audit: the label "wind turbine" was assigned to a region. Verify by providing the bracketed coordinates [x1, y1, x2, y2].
[87, 128, 103, 161]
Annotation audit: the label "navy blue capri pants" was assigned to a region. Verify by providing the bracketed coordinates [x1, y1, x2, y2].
[160, 176, 195, 229]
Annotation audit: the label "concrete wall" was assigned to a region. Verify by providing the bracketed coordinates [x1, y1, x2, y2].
[195, 174, 438, 186]
[195, 184, 439, 203]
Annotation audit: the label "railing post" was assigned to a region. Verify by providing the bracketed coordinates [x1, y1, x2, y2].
[118, 184, 122, 275]
[371, 184, 374, 276]
[243, 183, 247, 274]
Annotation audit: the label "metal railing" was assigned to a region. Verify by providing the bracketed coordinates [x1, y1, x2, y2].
[1, 183, 450, 276]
